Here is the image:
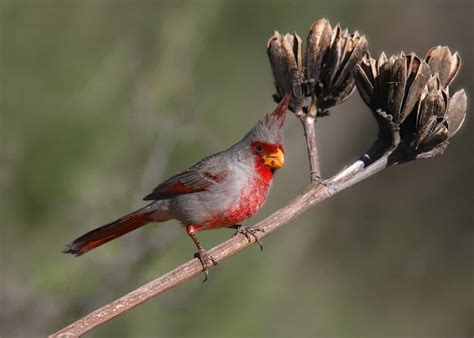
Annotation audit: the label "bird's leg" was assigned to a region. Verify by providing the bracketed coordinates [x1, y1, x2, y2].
[186, 225, 217, 282]
[230, 224, 265, 251]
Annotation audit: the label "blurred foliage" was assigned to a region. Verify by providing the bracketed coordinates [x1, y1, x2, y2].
[0, 0, 472, 337]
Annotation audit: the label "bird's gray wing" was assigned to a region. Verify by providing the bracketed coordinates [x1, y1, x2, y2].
[143, 153, 228, 201]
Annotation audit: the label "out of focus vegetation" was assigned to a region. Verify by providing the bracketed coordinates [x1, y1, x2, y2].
[1, 1, 472, 337]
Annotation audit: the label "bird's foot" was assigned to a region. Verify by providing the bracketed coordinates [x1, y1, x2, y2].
[234, 225, 265, 251]
[194, 249, 217, 282]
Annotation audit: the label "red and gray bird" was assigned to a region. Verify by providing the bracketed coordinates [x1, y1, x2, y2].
[63, 96, 290, 278]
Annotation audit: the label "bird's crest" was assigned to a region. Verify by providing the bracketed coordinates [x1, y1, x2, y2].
[264, 94, 291, 127]
[251, 95, 290, 145]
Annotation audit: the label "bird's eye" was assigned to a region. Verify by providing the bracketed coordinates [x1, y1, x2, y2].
[255, 144, 264, 152]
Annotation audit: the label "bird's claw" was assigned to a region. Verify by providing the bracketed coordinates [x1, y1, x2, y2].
[194, 249, 217, 282]
[234, 225, 265, 251]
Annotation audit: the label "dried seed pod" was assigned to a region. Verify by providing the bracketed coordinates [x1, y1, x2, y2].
[417, 121, 449, 152]
[384, 55, 407, 123]
[305, 19, 332, 88]
[353, 55, 376, 107]
[355, 52, 431, 125]
[400, 54, 431, 122]
[425, 46, 461, 88]
[446, 89, 467, 137]
[414, 77, 449, 151]
[305, 19, 368, 113]
[402, 75, 466, 153]
[267, 31, 304, 112]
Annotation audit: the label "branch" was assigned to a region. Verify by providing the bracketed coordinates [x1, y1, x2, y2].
[330, 110, 401, 182]
[300, 114, 321, 182]
[297, 97, 322, 182]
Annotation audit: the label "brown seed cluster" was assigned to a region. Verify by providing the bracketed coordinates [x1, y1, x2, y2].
[355, 47, 466, 153]
[267, 19, 368, 116]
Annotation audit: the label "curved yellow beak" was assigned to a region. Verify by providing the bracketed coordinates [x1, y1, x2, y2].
[264, 148, 285, 169]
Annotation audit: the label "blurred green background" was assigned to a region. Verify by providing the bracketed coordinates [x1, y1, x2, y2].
[1, 0, 472, 337]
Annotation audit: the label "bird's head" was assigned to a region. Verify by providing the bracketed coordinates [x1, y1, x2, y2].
[240, 95, 290, 176]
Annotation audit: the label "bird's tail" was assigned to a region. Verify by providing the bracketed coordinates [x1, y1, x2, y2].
[63, 204, 167, 256]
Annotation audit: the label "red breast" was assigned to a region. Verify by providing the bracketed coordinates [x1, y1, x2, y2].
[189, 161, 273, 231]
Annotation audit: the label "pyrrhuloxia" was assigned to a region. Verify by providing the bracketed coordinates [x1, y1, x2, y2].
[63, 96, 290, 278]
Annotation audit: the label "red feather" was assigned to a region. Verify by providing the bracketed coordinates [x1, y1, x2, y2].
[143, 168, 228, 200]
[161, 182, 198, 194]
[63, 209, 153, 256]
[266, 94, 291, 126]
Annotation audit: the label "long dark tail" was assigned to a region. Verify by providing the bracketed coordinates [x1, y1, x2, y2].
[63, 207, 155, 256]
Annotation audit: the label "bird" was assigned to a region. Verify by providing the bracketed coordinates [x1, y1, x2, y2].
[63, 95, 290, 279]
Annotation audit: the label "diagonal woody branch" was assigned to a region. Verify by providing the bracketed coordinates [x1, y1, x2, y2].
[300, 114, 321, 182]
